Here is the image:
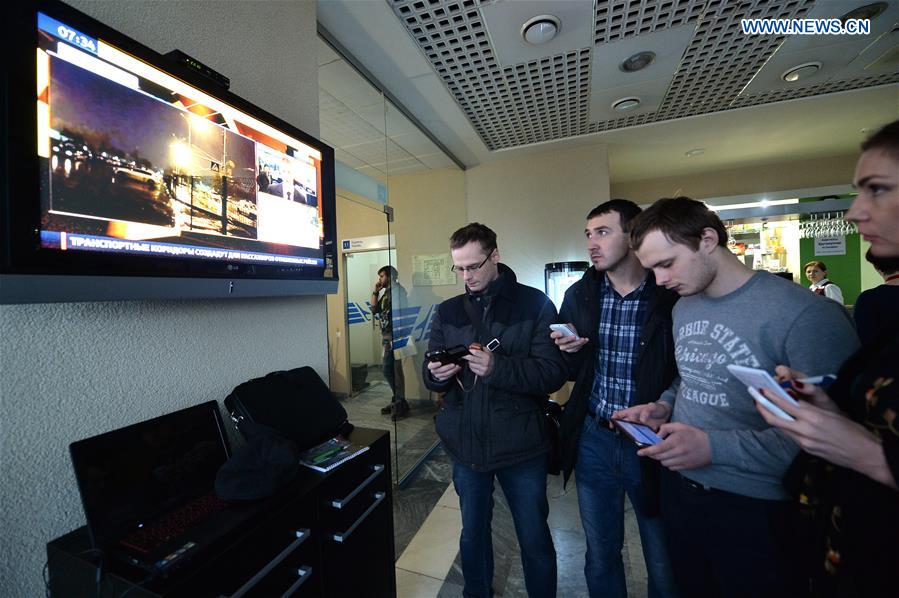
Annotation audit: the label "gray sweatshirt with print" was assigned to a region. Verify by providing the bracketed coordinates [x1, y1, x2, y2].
[658, 271, 859, 500]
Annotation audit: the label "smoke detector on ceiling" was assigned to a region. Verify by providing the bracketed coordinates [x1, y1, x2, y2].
[521, 15, 560, 45]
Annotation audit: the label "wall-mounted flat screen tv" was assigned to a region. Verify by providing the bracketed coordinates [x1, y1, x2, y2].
[1, 0, 338, 303]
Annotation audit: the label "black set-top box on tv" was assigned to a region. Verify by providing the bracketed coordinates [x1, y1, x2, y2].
[1, 0, 338, 303]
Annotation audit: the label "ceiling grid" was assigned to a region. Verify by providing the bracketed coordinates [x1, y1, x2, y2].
[651, 0, 814, 120]
[593, 0, 705, 44]
[385, 0, 899, 151]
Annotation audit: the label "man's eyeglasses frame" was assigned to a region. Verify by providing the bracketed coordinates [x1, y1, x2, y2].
[451, 250, 495, 274]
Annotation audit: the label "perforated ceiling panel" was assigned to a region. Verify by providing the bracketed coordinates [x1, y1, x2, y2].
[731, 72, 899, 108]
[386, 0, 899, 151]
[594, 0, 705, 44]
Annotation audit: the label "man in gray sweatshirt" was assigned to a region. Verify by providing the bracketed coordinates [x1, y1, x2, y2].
[616, 197, 859, 597]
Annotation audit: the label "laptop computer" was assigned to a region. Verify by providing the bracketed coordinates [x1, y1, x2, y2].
[69, 401, 236, 578]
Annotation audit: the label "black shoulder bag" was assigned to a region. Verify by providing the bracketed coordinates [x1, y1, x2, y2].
[462, 295, 562, 475]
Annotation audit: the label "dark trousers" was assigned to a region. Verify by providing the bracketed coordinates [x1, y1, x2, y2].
[382, 337, 405, 400]
[660, 468, 807, 598]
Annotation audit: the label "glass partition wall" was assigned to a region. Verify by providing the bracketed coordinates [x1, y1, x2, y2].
[319, 35, 462, 484]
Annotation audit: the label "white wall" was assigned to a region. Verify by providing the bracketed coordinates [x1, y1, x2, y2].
[0, 1, 321, 595]
[466, 144, 611, 290]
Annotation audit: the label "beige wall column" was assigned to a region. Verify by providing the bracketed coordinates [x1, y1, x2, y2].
[466, 144, 611, 290]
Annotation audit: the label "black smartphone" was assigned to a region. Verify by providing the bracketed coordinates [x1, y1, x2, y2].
[425, 345, 471, 365]
[613, 420, 663, 447]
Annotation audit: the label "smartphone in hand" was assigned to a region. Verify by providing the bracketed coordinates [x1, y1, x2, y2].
[613, 420, 662, 447]
[425, 345, 471, 365]
[550, 323, 577, 337]
[726, 364, 800, 421]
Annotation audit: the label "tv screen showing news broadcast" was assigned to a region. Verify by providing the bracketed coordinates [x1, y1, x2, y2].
[36, 11, 328, 270]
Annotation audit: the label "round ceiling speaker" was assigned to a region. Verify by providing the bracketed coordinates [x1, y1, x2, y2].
[612, 97, 641, 111]
[521, 15, 561, 45]
[782, 62, 821, 82]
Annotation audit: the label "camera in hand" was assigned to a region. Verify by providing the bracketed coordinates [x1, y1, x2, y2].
[426, 345, 471, 365]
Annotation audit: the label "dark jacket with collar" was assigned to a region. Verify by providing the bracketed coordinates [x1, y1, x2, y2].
[558, 267, 678, 514]
[423, 263, 568, 471]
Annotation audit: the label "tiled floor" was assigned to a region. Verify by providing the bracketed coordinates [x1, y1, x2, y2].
[392, 446, 650, 598]
[342, 370, 651, 596]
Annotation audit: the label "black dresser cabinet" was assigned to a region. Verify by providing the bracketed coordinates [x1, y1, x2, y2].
[47, 428, 396, 597]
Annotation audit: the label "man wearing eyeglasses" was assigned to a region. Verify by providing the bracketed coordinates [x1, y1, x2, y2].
[423, 222, 567, 598]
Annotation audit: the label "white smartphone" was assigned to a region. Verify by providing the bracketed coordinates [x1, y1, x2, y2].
[550, 323, 577, 337]
[726, 364, 800, 422]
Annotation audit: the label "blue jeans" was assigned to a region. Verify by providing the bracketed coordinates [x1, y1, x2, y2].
[576, 418, 677, 598]
[453, 454, 557, 598]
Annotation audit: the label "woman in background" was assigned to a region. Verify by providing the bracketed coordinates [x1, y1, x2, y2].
[805, 260, 844, 304]
[759, 119, 899, 597]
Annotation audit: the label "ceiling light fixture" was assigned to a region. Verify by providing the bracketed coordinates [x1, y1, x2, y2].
[684, 148, 705, 158]
[782, 62, 821, 82]
[521, 15, 560, 45]
[611, 97, 641, 111]
[620, 51, 656, 73]
[707, 198, 799, 212]
[839, 2, 888, 24]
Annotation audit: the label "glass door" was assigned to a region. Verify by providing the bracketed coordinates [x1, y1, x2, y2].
[319, 33, 463, 484]
[337, 203, 438, 484]
[382, 206, 439, 482]
[345, 248, 393, 398]
[336, 212, 404, 483]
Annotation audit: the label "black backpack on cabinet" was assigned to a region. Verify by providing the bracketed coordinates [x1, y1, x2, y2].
[224, 366, 350, 451]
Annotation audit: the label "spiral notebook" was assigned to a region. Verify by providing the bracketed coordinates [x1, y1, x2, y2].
[299, 437, 368, 473]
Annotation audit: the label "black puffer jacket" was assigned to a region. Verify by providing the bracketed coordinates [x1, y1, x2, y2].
[424, 264, 568, 471]
[558, 267, 678, 514]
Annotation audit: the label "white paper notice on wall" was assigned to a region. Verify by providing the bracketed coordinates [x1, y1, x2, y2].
[814, 236, 846, 256]
[413, 253, 457, 286]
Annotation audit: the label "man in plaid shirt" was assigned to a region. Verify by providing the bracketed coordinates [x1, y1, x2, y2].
[553, 200, 679, 598]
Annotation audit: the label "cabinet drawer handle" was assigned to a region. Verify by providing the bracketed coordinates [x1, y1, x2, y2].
[331, 492, 386, 543]
[281, 565, 313, 597]
[230, 529, 310, 597]
[330, 464, 385, 509]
